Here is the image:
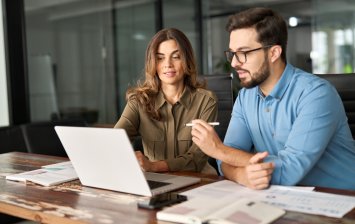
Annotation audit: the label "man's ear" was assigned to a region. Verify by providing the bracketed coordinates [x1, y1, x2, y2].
[269, 45, 282, 63]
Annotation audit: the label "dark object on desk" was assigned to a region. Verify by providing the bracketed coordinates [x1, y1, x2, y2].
[316, 73, 355, 137]
[21, 120, 87, 157]
[0, 125, 27, 153]
[0, 215, 24, 224]
[137, 192, 187, 209]
[204, 74, 234, 175]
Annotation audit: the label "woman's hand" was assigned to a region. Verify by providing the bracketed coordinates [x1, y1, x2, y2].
[135, 151, 169, 172]
[135, 151, 153, 171]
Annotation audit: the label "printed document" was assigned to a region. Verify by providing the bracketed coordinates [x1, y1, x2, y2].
[181, 180, 355, 218]
[157, 197, 285, 224]
[6, 161, 78, 186]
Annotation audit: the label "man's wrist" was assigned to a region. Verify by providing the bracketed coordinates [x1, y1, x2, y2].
[234, 166, 247, 186]
[212, 142, 226, 161]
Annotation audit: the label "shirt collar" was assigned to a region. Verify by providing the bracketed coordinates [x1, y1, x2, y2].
[155, 86, 192, 110]
[179, 86, 193, 108]
[271, 63, 294, 100]
[155, 91, 166, 109]
[258, 63, 294, 100]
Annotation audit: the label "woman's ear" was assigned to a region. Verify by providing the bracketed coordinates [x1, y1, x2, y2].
[269, 45, 282, 63]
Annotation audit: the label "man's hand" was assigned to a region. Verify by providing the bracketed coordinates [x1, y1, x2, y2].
[190, 119, 223, 158]
[223, 151, 274, 190]
[244, 152, 274, 189]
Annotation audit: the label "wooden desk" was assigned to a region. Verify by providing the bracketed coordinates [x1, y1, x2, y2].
[0, 152, 354, 224]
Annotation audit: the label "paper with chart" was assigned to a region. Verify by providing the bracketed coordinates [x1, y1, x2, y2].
[181, 180, 355, 218]
[6, 161, 78, 186]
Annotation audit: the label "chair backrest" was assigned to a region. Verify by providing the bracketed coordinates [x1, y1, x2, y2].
[203, 74, 234, 175]
[204, 74, 234, 140]
[21, 119, 87, 157]
[0, 125, 27, 153]
[316, 73, 355, 137]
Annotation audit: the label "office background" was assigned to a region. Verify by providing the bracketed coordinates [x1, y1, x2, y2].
[1, 0, 354, 127]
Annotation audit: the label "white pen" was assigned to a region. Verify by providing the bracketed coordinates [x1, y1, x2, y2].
[185, 122, 220, 127]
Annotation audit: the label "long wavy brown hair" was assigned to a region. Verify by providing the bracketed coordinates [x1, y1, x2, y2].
[126, 28, 205, 121]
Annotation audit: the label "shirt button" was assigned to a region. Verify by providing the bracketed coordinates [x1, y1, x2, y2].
[265, 108, 270, 112]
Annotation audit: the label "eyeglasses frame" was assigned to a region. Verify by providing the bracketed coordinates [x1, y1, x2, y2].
[224, 45, 274, 64]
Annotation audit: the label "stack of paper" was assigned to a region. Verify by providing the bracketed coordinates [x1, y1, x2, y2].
[6, 161, 78, 186]
[180, 180, 355, 218]
[157, 197, 285, 224]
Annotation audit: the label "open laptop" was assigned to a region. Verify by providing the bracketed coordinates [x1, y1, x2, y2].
[54, 126, 200, 196]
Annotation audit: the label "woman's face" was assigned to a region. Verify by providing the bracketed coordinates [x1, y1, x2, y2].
[156, 39, 185, 88]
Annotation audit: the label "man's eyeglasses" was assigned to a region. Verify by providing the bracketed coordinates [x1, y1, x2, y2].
[224, 45, 273, 63]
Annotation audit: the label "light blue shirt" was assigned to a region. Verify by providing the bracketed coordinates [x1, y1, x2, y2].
[220, 64, 355, 190]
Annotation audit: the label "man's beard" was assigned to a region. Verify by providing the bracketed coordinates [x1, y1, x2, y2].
[237, 55, 270, 89]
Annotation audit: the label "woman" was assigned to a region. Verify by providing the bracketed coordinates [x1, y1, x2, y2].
[114, 28, 217, 174]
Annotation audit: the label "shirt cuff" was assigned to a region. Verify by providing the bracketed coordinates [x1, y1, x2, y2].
[265, 155, 282, 184]
[165, 158, 184, 172]
[216, 159, 223, 176]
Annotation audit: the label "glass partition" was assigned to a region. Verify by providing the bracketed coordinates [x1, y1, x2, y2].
[312, 0, 355, 74]
[24, 0, 157, 124]
[25, 0, 116, 124]
[163, 0, 200, 70]
[0, 0, 9, 126]
[114, 0, 156, 114]
[21, 0, 355, 126]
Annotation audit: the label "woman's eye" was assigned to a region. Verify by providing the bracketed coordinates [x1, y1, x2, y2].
[157, 57, 164, 61]
[172, 55, 180, 60]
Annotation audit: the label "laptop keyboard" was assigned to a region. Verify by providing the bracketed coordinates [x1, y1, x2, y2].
[147, 180, 170, 189]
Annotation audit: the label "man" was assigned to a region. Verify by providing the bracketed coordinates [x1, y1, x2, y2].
[191, 7, 355, 190]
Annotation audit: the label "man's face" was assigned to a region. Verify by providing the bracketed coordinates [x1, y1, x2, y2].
[229, 28, 270, 88]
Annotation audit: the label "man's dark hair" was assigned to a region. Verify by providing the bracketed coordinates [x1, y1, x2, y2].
[226, 7, 288, 62]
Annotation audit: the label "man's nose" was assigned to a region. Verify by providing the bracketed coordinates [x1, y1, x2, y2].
[231, 55, 242, 68]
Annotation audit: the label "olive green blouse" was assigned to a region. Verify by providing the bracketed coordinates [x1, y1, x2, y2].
[114, 86, 218, 173]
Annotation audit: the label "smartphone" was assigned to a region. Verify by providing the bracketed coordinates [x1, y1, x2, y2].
[137, 192, 187, 209]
